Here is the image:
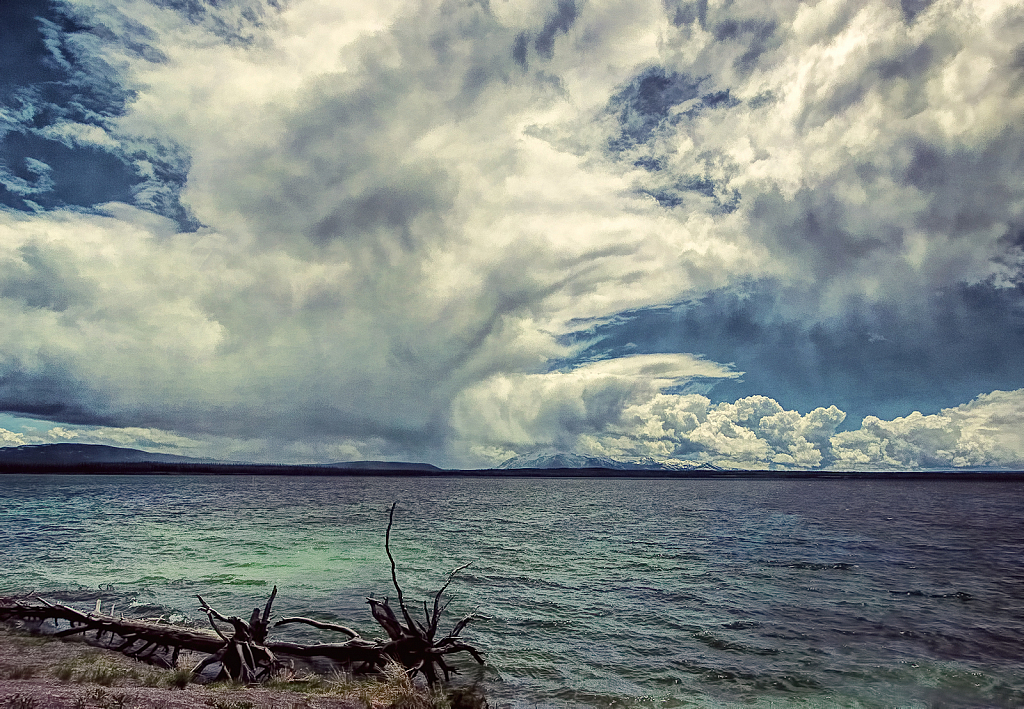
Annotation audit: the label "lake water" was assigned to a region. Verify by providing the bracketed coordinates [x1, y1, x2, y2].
[1, 474, 1023, 708]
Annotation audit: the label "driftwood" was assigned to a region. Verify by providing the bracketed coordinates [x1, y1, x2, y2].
[192, 587, 277, 682]
[366, 502, 484, 684]
[0, 593, 222, 668]
[273, 503, 486, 683]
[0, 502, 486, 687]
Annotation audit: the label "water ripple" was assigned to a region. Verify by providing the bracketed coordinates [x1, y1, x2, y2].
[2, 475, 1023, 708]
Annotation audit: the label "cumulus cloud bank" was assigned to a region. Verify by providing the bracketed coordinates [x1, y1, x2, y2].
[832, 390, 1024, 470]
[451, 355, 849, 468]
[0, 0, 1022, 468]
[454, 368, 1024, 470]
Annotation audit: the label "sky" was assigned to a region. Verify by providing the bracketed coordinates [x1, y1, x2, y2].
[0, 0, 1022, 470]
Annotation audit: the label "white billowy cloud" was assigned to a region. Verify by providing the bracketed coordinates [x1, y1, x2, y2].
[1, 428, 27, 445]
[831, 390, 1024, 470]
[451, 355, 847, 468]
[9, 383, 1022, 471]
[0, 0, 1022, 467]
[459, 377, 1024, 470]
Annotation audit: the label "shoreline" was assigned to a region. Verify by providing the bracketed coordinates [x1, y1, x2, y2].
[1, 462, 1022, 479]
[0, 625, 346, 709]
[0, 625, 478, 709]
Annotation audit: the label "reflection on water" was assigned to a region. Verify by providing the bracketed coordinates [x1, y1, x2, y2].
[2, 474, 1023, 708]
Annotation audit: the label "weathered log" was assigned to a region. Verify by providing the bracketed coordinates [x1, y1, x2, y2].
[0, 595, 224, 662]
[267, 638, 384, 669]
[274, 617, 361, 638]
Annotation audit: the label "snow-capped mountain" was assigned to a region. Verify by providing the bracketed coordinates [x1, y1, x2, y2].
[496, 452, 727, 471]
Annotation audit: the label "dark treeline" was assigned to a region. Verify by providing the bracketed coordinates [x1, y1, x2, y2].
[0, 461, 1022, 479]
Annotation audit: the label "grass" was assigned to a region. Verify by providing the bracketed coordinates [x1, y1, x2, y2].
[1, 625, 487, 709]
[206, 700, 255, 709]
[207, 661, 484, 709]
[50, 650, 178, 688]
[316, 662, 466, 709]
[76, 688, 133, 709]
[3, 695, 38, 709]
[0, 625, 197, 692]
[166, 665, 195, 688]
[4, 665, 36, 680]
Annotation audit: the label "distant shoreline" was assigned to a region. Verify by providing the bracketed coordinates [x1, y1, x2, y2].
[1, 461, 1022, 480]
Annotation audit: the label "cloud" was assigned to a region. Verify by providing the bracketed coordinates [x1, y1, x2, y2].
[451, 354, 848, 468]
[534, 0, 578, 60]
[455, 370, 1024, 471]
[0, 0, 741, 460]
[1, 428, 27, 445]
[0, 0, 1021, 468]
[0, 416, 378, 466]
[6, 386, 1021, 472]
[566, 280, 1024, 429]
[832, 389, 1024, 470]
[0, 157, 55, 197]
[597, 0, 1024, 316]
[35, 121, 120, 150]
[0, 0, 195, 223]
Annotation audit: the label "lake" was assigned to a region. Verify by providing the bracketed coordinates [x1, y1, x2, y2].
[1, 474, 1022, 708]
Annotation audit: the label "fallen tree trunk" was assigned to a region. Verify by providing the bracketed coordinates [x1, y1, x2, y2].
[0, 594, 222, 667]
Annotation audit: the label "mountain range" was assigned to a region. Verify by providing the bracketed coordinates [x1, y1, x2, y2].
[0, 443, 211, 465]
[2, 444, 1019, 478]
[0, 444, 444, 471]
[495, 452, 727, 471]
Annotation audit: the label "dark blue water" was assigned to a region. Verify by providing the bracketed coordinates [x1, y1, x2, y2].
[1, 475, 1023, 708]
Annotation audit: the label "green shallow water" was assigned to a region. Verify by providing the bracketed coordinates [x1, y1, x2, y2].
[1, 474, 1023, 708]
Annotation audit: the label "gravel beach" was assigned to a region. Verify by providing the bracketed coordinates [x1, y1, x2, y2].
[0, 626, 441, 709]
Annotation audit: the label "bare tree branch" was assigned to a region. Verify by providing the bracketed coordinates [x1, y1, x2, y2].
[275, 617, 360, 638]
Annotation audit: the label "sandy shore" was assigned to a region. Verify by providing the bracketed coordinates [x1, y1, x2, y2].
[0, 625, 457, 709]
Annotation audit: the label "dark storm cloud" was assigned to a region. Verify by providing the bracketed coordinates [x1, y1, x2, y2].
[663, 0, 784, 75]
[0, 0, 196, 226]
[748, 187, 894, 278]
[148, 0, 285, 46]
[738, 120, 1024, 300]
[663, 0, 707, 29]
[2, 0, 1024, 469]
[193, 4, 508, 254]
[512, 32, 529, 68]
[900, 0, 938, 23]
[0, 241, 95, 311]
[903, 137, 1024, 238]
[0, 361, 113, 423]
[534, 0, 578, 60]
[509, 0, 579, 69]
[711, 17, 780, 75]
